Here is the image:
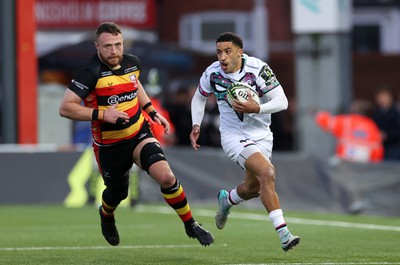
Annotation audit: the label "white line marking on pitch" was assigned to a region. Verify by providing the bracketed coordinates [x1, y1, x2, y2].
[136, 205, 400, 232]
[225, 262, 400, 265]
[0, 244, 228, 251]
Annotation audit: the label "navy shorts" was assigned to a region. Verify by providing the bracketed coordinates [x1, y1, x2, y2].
[93, 122, 153, 187]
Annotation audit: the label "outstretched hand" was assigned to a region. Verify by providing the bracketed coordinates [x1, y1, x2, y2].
[190, 125, 201, 150]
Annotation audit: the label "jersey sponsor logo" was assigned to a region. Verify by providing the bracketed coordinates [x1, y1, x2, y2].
[129, 74, 136, 82]
[107, 92, 137, 105]
[138, 133, 148, 140]
[72, 79, 89, 90]
[125, 66, 138, 73]
[103, 171, 111, 178]
[101, 71, 113, 77]
[260, 65, 280, 91]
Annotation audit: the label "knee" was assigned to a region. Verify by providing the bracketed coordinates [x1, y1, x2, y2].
[140, 142, 166, 172]
[117, 190, 129, 202]
[157, 172, 176, 189]
[260, 167, 276, 183]
[109, 185, 129, 202]
[147, 162, 176, 188]
[104, 179, 129, 204]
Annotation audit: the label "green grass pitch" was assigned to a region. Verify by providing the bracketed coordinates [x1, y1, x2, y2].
[1, 204, 400, 265]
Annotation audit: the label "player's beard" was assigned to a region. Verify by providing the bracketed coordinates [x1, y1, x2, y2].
[98, 53, 122, 69]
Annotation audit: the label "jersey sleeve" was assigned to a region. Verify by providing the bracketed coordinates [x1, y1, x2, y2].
[197, 70, 213, 97]
[67, 68, 97, 99]
[256, 64, 281, 95]
[125, 53, 142, 70]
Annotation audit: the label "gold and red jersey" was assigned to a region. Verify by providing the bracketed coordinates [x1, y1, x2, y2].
[68, 54, 145, 145]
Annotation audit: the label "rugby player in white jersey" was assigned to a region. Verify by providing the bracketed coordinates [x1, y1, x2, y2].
[190, 32, 300, 252]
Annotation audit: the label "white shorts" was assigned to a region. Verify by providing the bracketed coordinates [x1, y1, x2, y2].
[221, 134, 273, 170]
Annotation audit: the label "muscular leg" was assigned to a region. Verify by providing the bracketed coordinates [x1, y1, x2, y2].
[149, 161, 196, 224]
[149, 157, 214, 246]
[98, 171, 129, 247]
[102, 172, 130, 208]
[217, 151, 300, 251]
[242, 152, 280, 212]
[244, 152, 300, 251]
[235, 171, 260, 200]
[215, 152, 273, 229]
[147, 160, 176, 189]
[134, 139, 192, 222]
[133, 138, 214, 246]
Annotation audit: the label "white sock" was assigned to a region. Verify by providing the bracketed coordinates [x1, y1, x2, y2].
[269, 209, 289, 238]
[228, 188, 245, 206]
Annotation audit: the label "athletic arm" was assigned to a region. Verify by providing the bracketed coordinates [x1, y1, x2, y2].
[258, 85, 288, 114]
[190, 89, 208, 150]
[59, 89, 93, 121]
[137, 80, 170, 135]
[59, 88, 130, 123]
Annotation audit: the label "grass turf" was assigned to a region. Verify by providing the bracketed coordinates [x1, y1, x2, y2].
[1, 204, 400, 265]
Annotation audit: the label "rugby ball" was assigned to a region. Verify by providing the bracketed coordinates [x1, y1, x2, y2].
[226, 82, 260, 106]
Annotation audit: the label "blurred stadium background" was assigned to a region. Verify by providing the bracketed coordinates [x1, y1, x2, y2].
[0, 0, 400, 216]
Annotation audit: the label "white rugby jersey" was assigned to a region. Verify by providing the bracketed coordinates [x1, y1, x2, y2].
[192, 54, 288, 141]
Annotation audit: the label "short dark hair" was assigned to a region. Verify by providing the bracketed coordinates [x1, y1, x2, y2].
[96, 22, 122, 39]
[216, 32, 243, 49]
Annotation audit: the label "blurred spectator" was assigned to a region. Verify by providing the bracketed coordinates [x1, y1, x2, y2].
[166, 84, 221, 147]
[196, 94, 221, 147]
[143, 68, 176, 146]
[271, 96, 296, 151]
[166, 86, 194, 146]
[349, 98, 373, 116]
[0, 86, 2, 143]
[315, 99, 383, 163]
[372, 87, 400, 161]
[396, 90, 400, 111]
